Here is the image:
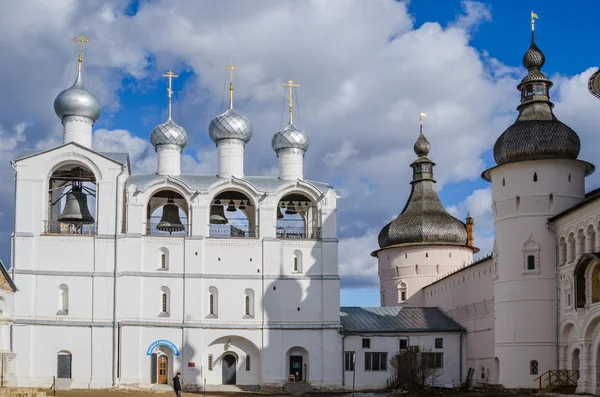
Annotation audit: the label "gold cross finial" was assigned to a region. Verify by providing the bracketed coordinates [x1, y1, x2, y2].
[162, 70, 179, 120]
[282, 79, 300, 124]
[73, 33, 90, 72]
[226, 63, 238, 109]
[420, 112, 427, 125]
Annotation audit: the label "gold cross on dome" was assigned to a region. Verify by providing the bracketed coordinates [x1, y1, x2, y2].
[162, 70, 179, 119]
[73, 33, 90, 72]
[282, 79, 300, 124]
[226, 63, 238, 108]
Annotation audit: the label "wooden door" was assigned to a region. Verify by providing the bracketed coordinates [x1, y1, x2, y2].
[158, 355, 168, 384]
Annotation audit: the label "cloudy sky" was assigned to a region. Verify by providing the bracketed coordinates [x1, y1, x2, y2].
[0, 0, 598, 306]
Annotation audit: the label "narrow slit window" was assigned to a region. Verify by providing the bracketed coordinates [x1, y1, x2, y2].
[209, 294, 214, 315]
[208, 355, 213, 371]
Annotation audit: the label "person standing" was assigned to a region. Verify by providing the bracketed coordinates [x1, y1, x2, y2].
[173, 372, 182, 397]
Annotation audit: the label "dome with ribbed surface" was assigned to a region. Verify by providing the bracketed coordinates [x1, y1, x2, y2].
[377, 129, 468, 250]
[272, 123, 310, 153]
[484, 30, 589, 178]
[54, 70, 101, 122]
[151, 119, 188, 148]
[589, 69, 600, 100]
[208, 108, 253, 144]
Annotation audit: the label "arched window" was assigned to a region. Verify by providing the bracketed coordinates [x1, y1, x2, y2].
[415, 265, 419, 275]
[533, 172, 538, 182]
[436, 264, 440, 274]
[244, 288, 255, 318]
[502, 177, 505, 186]
[208, 354, 213, 371]
[293, 250, 303, 273]
[159, 248, 169, 270]
[58, 284, 69, 315]
[530, 360, 538, 375]
[208, 287, 218, 318]
[398, 282, 407, 303]
[592, 266, 600, 303]
[159, 286, 170, 317]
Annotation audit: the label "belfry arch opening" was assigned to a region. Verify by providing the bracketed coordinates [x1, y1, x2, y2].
[47, 163, 97, 235]
[146, 189, 189, 236]
[276, 193, 320, 239]
[209, 190, 257, 238]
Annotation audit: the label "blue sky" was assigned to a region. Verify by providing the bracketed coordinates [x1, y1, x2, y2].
[0, 0, 599, 307]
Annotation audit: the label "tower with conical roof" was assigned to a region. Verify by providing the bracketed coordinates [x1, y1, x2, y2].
[373, 114, 478, 306]
[482, 13, 594, 388]
[208, 64, 253, 178]
[272, 79, 310, 180]
[150, 71, 188, 176]
[54, 34, 101, 149]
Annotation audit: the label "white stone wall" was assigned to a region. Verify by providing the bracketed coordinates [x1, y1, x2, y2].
[341, 333, 463, 389]
[377, 245, 473, 306]
[490, 159, 587, 388]
[422, 258, 495, 383]
[11, 143, 344, 388]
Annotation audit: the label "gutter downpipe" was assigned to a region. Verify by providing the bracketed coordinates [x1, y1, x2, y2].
[10, 161, 16, 281]
[459, 330, 464, 382]
[10, 161, 16, 356]
[341, 333, 347, 386]
[113, 165, 127, 386]
[547, 220, 560, 371]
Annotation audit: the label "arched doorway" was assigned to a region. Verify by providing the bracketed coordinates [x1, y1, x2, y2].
[222, 354, 237, 385]
[494, 357, 500, 384]
[285, 346, 309, 382]
[157, 355, 168, 384]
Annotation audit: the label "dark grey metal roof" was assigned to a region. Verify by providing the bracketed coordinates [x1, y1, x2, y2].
[126, 173, 333, 193]
[376, 128, 468, 250]
[484, 31, 593, 180]
[340, 306, 465, 333]
[589, 69, 600, 100]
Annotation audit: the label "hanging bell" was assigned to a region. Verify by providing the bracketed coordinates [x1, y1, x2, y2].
[58, 186, 95, 225]
[277, 207, 284, 219]
[226, 200, 237, 212]
[285, 201, 297, 215]
[156, 199, 185, 234]
[210, 204, 228, 225]
[238, 200, 246, 210]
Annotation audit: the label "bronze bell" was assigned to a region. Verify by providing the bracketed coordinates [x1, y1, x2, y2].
[277, 206, 284, 219]
[58, 186, 95, 225]
[285, 201, 297, 215]
[156, 199, 185, 234]
[210, 204, 228, 225]
[226, 200, 237, 212]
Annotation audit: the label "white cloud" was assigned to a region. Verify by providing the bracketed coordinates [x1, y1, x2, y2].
[0, 0, 596, 290]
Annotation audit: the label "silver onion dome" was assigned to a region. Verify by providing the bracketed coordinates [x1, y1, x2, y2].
[272, 123, 310, 153]
[208, 108, 253, 144]
[151, 119, 188, 148]
[54, 71, 101, 122]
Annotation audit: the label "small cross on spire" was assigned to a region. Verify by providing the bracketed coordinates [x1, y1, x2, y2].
[73, 33, 90, 72]
[162, 70, 179, 120]
[282, 79, 300, 124]
[226, 63, 238, 109]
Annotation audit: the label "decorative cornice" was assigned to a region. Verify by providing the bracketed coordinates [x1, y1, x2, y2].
[13, 268, 340, 281]
[204, 238, 261, 247]
[143, 237, 185, 246]
[280, 240, 322, 248]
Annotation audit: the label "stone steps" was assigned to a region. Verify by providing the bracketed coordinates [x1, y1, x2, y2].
[283, 382, 313, 393]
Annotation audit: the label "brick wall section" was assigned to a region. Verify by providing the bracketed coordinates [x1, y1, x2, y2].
[0, 272, 14, 292]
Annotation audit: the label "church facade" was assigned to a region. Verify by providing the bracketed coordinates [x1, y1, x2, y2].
[6, 41, 465, 390]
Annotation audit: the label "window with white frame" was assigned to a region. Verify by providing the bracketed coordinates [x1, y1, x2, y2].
[522, 234, 541, 274]
[57, 284, 69, 315]
[344, 351, 355, 371]
[207, 286, 218, 318]
[293, 250, 303, 273]
[159, 247, 169, 270]
[159, 286, 170, 317]
[244, 288, 255, 318]
[364, 352, 388, 371]
[422, 352, 443, 368]
[245, 355, 251, 371]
